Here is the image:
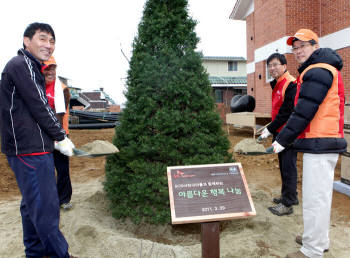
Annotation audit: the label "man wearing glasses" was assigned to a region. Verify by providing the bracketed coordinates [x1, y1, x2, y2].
[271, 29, 346, 257]
[259, 53, 298, 216]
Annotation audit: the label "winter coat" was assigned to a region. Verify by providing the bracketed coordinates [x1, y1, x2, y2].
[0, 49, 66, 155]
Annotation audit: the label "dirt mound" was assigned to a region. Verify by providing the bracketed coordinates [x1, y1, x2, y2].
[233, 138, 266, 153]
[79, 140, 119, 155]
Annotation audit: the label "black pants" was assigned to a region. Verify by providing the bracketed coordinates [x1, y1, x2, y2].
[278, 146, 298, 207]
[53, 150, 72, 205]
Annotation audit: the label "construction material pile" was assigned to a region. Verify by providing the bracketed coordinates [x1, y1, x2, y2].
[233, 138, 266, 154]
[79, 140, 119, 155]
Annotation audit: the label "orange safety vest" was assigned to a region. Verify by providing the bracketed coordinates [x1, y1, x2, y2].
[295, 63, 344, 139]
[271, 71, 295, 132]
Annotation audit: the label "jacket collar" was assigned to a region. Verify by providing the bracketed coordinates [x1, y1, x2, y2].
[18, 49, 44, 72]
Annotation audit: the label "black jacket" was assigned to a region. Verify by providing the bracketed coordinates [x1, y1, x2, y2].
[0, 49, 66, 155]
[276, 48, 346, 153]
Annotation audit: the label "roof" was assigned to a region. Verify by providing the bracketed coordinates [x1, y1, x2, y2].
[229, 0, 254, 20]
[202, 56, 246, 61]
[209, 76, 247, 87]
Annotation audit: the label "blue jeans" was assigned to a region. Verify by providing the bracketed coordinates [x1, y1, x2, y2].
[7, 154, 70, 258]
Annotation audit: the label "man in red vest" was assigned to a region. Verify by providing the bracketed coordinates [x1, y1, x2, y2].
[43, 56, 73, 211]
[272, 29, 346, 258]
[259, 53, 298, 216]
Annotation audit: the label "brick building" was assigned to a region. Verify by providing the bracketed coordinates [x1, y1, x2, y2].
[230, 0, 350, 113]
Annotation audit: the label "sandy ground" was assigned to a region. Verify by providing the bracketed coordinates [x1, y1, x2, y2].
[0, 127, 350, 257]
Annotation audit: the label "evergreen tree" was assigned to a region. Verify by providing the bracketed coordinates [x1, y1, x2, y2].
[104, 0, 232, 224]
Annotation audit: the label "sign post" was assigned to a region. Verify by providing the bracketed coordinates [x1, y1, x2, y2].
[167, 163, 256, 257]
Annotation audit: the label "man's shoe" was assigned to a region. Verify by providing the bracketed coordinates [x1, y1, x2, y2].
[295, 235, 329, 252]
[268, 203, 293, 216]
[285, 250, 309, 258]
[273, 196, 299, 205]
[61, 202, 73, 211]
[273, 196, 283, 204]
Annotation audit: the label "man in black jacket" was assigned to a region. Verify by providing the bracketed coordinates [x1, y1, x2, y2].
[271, 29, 346, 258]
[0, 23, 75, 257]
[259, 53, 298, 216]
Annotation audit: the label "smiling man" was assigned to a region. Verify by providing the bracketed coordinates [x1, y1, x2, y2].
[0, 23, 75, 257]
[259, 53, 298, 216]
[271, 29, 346, 258]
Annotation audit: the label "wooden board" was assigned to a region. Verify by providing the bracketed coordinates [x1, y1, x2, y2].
[341, 154, 350, 184]
[344, 129, 350, 152]
[344, 105, 350, 125]
[167, 163, 256, 224]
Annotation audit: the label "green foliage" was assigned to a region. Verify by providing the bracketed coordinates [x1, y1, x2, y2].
[104, 0, 232, 225]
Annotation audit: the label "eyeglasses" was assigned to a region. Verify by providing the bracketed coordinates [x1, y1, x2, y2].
[267, 63, 282, 69]
[292, 43, 312, 52]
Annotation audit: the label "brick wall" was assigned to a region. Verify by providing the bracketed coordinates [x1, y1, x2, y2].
[338, 48, 350, 103]
[286, 0, 321, 36]
[254, 0, 287, 49]
[246, 13, 255, 63]
[254, 61, 271, 113]
[321, 0, 350, 36]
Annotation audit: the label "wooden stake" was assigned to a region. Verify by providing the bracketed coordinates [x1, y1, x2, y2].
[201, 222, 220, 258]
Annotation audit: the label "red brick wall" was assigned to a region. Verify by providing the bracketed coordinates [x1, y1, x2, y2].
[216, 103, 226, 122]
[338, 48, 350, 103]
[321, 0, 350, 36]
[246, 13, 255, 63]
[254, 61, 271, 113]
[286, 0, 321, 36]
[254, 0, 287, 49]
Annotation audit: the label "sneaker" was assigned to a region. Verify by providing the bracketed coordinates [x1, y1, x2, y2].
[61, 202, 73, 211]
[285, 250, 309, 258]
[273, 196, 299, 205]
[268, 203, 293, 216]
[295, 235, 329, 252]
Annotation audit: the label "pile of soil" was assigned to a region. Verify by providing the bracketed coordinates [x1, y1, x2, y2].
[233, 138, 266, 153]
[79, 140, 119, 154]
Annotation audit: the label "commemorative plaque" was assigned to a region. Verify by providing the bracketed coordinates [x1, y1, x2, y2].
[167, 163, 256, 224]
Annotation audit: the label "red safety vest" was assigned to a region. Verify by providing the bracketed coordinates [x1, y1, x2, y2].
[271, 71, 295, 132]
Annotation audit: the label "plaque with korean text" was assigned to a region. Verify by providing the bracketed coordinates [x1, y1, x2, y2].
[167, 163, 256, 224]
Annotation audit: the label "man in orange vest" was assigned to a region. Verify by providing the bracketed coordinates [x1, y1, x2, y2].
[43, 56, 73, 211]
[272, 29, 346, 258]
[259, 53, 298, 216]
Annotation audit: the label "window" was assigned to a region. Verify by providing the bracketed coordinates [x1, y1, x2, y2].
[228, 61, 237, 71]
[214, 90, 223, 103]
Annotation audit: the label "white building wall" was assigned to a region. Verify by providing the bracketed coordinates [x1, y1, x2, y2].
[202, 60, 247, 77]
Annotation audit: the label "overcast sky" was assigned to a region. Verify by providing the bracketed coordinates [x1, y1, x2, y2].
[0, 0, 246, 105]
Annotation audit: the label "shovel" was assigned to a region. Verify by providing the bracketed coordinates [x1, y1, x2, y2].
[238, 146, 275, 156]
[73, 148, 117, 158]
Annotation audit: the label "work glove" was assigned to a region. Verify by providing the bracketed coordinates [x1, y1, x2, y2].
[55, 137, 75, 157]
[257, 128, 272, 143]
[272, 141, 285, 153]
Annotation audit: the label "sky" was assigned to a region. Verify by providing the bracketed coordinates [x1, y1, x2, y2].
[0, 0, 246, 106]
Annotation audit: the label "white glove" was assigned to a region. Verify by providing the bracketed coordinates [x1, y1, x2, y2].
[272, 141, 285, 153]
[55, 137, 75, 157]
[260, 128, 272, 139]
